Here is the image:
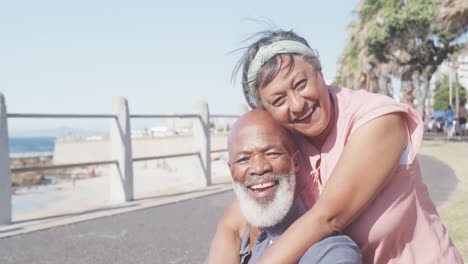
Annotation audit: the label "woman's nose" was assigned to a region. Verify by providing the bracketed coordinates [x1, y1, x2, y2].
[289, 91, 306, 115]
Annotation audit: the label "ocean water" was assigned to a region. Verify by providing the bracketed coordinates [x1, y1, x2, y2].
[10, 137, 56, 215]
[9, 137, 55, 157]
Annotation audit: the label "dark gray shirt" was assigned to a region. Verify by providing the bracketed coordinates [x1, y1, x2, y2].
[239, 199, 362, 264]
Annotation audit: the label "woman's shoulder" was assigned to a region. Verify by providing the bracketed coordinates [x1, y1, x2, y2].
[331, 86, 423, 164]
[330, 86, 416, 122]
[331, 86, 397, 112]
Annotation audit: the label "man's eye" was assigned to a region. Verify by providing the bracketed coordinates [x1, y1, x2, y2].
[236, 157, 249, 163]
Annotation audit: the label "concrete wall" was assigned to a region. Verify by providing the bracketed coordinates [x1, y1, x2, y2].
[53, 133, 229, 164]
[53, 133, 231, 198]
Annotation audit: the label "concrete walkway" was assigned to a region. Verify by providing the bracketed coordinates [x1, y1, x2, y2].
[0, 151, 459, 264]
[418, 154, 458, 207]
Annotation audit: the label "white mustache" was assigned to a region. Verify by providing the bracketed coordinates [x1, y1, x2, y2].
[243, 174, 284, 187]
[233, 171, 296, 228]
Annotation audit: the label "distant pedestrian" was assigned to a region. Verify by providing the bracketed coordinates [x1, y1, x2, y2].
[458, 102, 467, 137]
[446, 105, 454, 139]
[89, 168, 96, 178]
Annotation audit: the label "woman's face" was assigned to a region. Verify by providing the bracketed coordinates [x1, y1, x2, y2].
[258, 56, 332, 141]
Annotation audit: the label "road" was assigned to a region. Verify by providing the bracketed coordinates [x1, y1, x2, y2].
[0, 154, 457, 264]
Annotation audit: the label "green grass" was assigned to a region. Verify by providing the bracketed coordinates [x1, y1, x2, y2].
[419, 141, 468, 261]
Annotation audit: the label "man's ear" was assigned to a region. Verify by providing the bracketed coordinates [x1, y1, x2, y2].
[292, 150, 300, 174]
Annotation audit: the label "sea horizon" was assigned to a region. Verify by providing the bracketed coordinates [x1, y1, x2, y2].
[9, 137, 56, 158]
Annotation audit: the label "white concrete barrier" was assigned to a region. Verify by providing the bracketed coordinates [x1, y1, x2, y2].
[0, 94, 11, 225]
[193, 101, 211, 185]
[109, 97, 134, 203]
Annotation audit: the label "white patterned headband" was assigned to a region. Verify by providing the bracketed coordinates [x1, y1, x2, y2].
[247, 40, 318, 93]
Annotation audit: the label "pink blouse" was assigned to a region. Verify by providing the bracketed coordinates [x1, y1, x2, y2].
[295, 87, 463, 263]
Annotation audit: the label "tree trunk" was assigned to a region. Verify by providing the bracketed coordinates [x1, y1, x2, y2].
[412, 71, 424, 115]
[455, 71, 460, 119]
[421, 75, 431, 118]
[378, 75, 392, 97]
[401, 70, 415, 107]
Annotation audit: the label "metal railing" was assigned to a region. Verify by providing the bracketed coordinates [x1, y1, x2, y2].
[8, 113, 117, 119]
[128, 113, 205, 167]
[0, 94, 243, 225]
[7, 114, 119, 174]
[130, 114, 199, 119]
[132, 152, 200, 162]
[10, 160, 119, 173]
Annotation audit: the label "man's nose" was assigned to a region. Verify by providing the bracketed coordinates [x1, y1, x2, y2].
[249, 155, 273, 176]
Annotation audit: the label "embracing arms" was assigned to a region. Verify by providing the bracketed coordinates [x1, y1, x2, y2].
[207, 113, 408, 263]
[255, 113, 407, 263]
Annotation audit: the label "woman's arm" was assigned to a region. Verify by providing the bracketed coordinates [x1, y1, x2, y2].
[257, 113, 408, 264]
[207, 197, 246, 264]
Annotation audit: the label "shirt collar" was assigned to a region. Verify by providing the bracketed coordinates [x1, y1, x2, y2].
[261, 197, 305, 240]
[238, 197, 306, 263]
[239, 228, 251, 263]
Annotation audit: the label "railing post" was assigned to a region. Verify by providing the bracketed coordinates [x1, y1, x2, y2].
[109, 97, 134, 203]
[194, 101, 211, 186]
[0, 93, 11, 225]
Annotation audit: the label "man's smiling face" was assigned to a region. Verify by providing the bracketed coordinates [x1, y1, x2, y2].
[228, 110, 298, 228]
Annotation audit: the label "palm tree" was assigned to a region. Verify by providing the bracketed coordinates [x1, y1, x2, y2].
[336, 0, 400, 96]
[432, 0, 468, 36]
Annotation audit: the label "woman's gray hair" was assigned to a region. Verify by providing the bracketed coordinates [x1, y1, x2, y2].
[233, 30, 322, 109]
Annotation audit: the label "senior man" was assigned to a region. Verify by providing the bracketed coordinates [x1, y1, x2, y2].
[206, 110, 361, 264]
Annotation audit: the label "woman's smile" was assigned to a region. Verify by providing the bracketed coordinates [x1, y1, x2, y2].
[292, 103, 318, 124]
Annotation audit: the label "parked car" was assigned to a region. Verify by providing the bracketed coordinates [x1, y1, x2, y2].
[434, 117, 445, 132]
[426, 110, 447, 133]
[424, 117, 435, 132]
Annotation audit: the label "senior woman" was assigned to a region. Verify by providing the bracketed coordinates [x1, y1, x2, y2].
[207, 30, 463, 264]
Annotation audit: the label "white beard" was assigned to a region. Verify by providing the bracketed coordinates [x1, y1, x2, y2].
[233, 172, 296, 229]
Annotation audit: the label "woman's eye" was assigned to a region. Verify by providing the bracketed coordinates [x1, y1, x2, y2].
[295, 79, 307, 90]
[267, 152, 281, 158]
[272, 96, 285, 106]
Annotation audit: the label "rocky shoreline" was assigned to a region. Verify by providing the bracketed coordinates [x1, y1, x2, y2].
[11, 156, 54, 188]
[10, 156, 99, 191]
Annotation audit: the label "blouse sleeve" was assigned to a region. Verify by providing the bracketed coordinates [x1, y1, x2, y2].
[347, 91, 423, 164]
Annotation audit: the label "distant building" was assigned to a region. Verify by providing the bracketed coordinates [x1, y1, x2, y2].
[149, 126, 175, 136]
[458, 55, 468, 93]
[166, 116, 192, 135]
[427, 54, 468, 115]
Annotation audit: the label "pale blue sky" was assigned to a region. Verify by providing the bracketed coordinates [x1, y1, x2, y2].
[1, 0, 359, 133]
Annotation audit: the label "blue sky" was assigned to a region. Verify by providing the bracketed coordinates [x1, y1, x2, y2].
[1, 0, 359, 133]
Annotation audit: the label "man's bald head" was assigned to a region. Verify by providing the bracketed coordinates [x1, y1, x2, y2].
[228, 109, 296, 159]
